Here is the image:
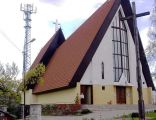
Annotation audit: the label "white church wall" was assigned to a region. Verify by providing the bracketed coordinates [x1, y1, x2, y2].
[80, 61, 93, 85]
[140, 63, 148, 87]
[80, 5, 148, 88]
[80, 18, 114, 85]
[127, 28, 147, 88]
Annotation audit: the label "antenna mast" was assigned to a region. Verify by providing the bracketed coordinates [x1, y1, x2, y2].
[20, 4, 37, 73]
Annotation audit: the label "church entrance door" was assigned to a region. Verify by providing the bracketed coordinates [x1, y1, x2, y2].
[80, 85, 93, 104]
[116, 86, 126, 104]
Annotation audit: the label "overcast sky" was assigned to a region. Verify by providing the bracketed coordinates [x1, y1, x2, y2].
[0, 0, 154, 78]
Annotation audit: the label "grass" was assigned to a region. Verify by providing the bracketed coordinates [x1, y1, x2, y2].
[146, 112, 156, 119]
[115, 111, 156, 120]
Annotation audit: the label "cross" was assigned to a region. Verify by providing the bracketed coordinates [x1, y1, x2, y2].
[121, 2, 150, 120]
[53, 19, 60, 32]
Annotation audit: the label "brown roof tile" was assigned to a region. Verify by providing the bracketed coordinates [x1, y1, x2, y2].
[32, 0, 155, 93]
[33, 0, 116, 93]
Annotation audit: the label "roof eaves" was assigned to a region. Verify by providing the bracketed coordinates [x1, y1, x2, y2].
[33, 85, 75, 94]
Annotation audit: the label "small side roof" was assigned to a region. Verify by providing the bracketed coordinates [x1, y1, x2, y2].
[31, 28, 65, 68]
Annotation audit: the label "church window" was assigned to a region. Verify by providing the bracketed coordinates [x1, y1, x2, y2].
[102, 62, 104, 79]
[102, 86, 105, 90]
[112, 11, 130, 83]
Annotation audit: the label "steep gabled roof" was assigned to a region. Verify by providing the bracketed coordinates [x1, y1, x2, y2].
[33, 0, 154, 94]
[31, 29, 65, 68]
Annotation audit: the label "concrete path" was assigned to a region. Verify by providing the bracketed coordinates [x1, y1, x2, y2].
[42, 105, 156, 120]
[42, 110, 136, 120]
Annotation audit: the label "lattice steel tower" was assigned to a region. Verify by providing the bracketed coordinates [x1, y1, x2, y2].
[20, 4, 36, 73]
[148, 0, 156, 40]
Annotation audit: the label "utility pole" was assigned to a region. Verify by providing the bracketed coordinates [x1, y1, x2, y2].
[53, 19, 60, 32]
[121, 2, 150, 120]
[20, 3, 36, 120]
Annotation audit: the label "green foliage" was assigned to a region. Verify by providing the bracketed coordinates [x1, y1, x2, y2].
[42, 104, 81, 116]
[74, 93, 80, 104]
[146, 112, 156, 118]
[114, 111, 156, 120]
[82, 118, 95, 120]
[81, 109, 92, 114]
[25, 63, 45, 89]
[0, 62, 21, 106]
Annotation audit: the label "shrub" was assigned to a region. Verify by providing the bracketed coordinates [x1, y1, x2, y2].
[25, 63, 45, 90]
[131, 112, 139, 118]
[42, 104, 81, 116]
[81, 109, 92, 114]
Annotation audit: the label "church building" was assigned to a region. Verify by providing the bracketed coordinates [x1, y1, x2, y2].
[24, 0, 155, 105]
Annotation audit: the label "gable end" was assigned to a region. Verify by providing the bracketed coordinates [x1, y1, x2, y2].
[69, 0, 121, 87]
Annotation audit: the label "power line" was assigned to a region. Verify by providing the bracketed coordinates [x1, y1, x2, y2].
[0, 30, 21, 52]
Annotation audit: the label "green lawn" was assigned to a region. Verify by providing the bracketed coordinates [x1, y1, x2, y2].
[146, 112, 156, 120]
[115, 112, 156, 120]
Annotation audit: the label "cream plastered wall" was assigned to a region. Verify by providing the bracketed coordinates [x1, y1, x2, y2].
[126, 87, 152, 104]
[131, 87, 138, 104]
[21, 89, 37, 105]
[21, 83, 80, 105]
[91, 85, 152, 105]
[143, 87, 153, 104]
[36, 83, 80, 104]
[93, 85, 116, 104]
[131, 87, 153, 104]
[126, 87, 133, 104]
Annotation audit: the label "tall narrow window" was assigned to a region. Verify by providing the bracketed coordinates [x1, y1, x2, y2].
[102, 62, 104, 79]
[112, 11, 130, 83]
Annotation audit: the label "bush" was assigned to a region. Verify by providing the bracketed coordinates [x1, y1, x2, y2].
[81, 109, 92, 114]
[42, 104, 81, 116]
[7, 104, 23, 119]
[131, 112, 139, 118]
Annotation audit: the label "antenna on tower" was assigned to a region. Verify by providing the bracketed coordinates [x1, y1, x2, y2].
[53, 19, 60, 32]
[20, 3, 37, 73]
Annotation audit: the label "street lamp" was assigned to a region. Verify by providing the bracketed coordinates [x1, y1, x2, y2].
[23, 38, 35, 120]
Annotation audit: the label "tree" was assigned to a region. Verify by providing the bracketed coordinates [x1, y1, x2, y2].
[146, 41, 156, 67]
[146, 41, 156, 82]
[146, 0, 156, 79]
[0, 62, 21, 106]
[25, 63, 45, 90]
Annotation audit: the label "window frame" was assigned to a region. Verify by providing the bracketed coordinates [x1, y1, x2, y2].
[112, 11, 130, 83]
